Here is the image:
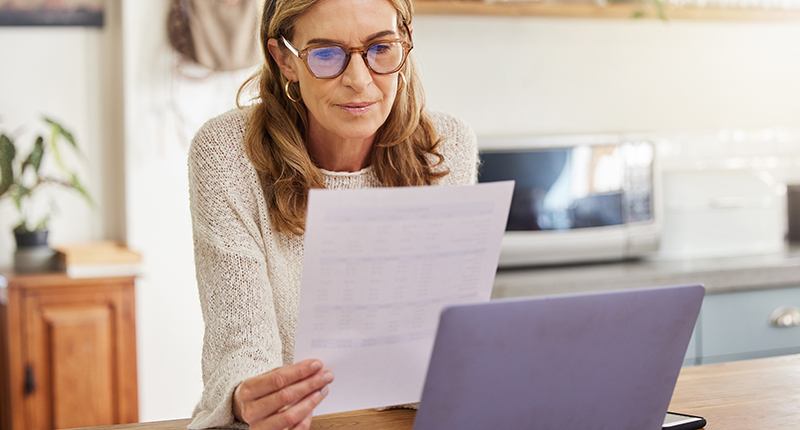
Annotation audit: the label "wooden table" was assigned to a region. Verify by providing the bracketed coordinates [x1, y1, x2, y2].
[667, 353, 800, 429]
[74, 353, 800, 429]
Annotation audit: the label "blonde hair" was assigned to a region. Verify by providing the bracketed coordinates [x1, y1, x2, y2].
[238, 0, 448, 236]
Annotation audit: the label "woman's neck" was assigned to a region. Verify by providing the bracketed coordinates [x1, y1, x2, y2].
[306, 129, 375, 173]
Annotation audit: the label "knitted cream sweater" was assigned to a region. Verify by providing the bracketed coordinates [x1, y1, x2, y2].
[187, 107, 478, 429]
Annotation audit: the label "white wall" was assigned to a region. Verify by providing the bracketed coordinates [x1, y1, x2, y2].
[6, 1, 800, 422]
[413, 17, 800, 136]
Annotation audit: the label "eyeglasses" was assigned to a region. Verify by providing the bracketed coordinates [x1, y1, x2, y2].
[281, 33, 413, 79]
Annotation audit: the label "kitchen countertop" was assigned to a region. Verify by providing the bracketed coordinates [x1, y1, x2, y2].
[492, 242, 800, 299]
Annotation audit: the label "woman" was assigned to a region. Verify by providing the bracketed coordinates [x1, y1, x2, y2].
[187, 0, 478, 427]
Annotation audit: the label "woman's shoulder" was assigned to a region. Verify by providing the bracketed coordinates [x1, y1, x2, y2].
[425, 110, 479, 185]
[188, 107, 258, 185]
[192, 107, 250, 151]
[427, 110, 477, 158]
[427, 110, 475, 145]
[189, 107, 254, 168]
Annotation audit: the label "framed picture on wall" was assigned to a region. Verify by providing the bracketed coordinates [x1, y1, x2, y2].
[0, 0, 104, 27]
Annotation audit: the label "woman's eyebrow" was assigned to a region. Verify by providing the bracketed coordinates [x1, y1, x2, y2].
[365, 30, 398, 42]
[306, 30, 398, 46]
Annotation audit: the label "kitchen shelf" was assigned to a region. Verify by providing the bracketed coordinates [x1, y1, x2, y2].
[413, 0, 800, 20]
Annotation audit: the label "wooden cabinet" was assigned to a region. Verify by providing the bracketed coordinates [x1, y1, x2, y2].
[0, 273, 138, 430]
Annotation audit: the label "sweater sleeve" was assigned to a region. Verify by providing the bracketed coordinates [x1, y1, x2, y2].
[187, 112, 283, 429]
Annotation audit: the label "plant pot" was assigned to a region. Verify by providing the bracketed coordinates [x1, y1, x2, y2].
[15, 230, 49, 248]
[13, 230, 58, 273]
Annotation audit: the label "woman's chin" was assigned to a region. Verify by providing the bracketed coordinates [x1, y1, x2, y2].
[330, 118, 384, 141]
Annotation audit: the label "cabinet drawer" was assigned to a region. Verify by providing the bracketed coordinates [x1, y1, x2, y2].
[700, 286, 800, 363]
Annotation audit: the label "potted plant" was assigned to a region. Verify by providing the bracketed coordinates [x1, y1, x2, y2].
[0, 117, 94, 272]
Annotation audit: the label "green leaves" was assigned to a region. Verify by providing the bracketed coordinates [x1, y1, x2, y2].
[0, 117, 94, 232]
[67, 171, 95, 208]
[43, 117, 94, 209]
[20, 136, 44, 175]
[45, 117, 78, 150]
[0, 133, 16, 197]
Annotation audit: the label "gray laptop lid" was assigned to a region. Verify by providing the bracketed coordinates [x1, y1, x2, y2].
[413, 284, 704, 430]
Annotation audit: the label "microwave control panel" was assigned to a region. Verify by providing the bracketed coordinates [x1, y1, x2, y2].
[621, 141, 654, 224]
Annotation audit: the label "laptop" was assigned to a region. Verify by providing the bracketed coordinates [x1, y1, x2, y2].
[412, 284, 705, 430]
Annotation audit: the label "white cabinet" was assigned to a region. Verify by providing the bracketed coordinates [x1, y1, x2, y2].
[683, 330, 698, 366]
[697, 286, 800, 364]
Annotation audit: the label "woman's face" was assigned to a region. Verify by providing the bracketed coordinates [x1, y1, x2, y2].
[274, 0, 403, 148]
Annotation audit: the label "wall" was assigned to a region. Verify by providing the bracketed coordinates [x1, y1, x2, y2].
[413, 16, 800, 136]
[5, 1, 800, 421]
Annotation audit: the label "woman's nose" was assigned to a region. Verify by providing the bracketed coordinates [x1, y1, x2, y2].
[340, 53, 372, 91]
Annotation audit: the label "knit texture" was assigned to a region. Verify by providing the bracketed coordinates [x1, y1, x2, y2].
[187, 107, 478, 429]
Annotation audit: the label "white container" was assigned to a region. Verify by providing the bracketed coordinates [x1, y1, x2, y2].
[654, 169, 784, 260]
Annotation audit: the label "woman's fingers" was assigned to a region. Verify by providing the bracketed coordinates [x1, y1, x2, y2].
[236, 360, 334, 425]
[246, 368, 333, 423]
[239, 359, 323, 401]
[260, 384, 329, 430]
[295, 414, 314, 430]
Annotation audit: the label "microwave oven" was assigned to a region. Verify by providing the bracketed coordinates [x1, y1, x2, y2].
[478, 134, 661, 268]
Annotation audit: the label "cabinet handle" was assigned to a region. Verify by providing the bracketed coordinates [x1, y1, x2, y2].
[24, 365, 36, 394]
[769, 306, 800, 328]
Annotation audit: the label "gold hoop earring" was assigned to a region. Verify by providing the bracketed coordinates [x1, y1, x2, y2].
[397, 71, 407, 94]
[284, 80, 302, 103]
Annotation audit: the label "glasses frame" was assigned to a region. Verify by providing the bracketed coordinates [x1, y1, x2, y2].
[281, 25, 413, 79]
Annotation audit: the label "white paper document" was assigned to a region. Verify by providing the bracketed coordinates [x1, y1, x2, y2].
[294, 181, 514, 415]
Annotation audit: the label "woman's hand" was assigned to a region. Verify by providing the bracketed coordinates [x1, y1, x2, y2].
[232, 359, 334, 430]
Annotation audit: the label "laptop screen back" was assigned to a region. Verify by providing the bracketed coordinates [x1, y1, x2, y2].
[413, 284, 704, 430]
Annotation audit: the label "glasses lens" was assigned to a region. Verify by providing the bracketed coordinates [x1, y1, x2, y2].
[307, 46, 348, 78]
[366, 41, 405, 74]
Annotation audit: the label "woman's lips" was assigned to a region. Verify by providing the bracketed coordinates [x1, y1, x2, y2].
[337, 102, 375, 115]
